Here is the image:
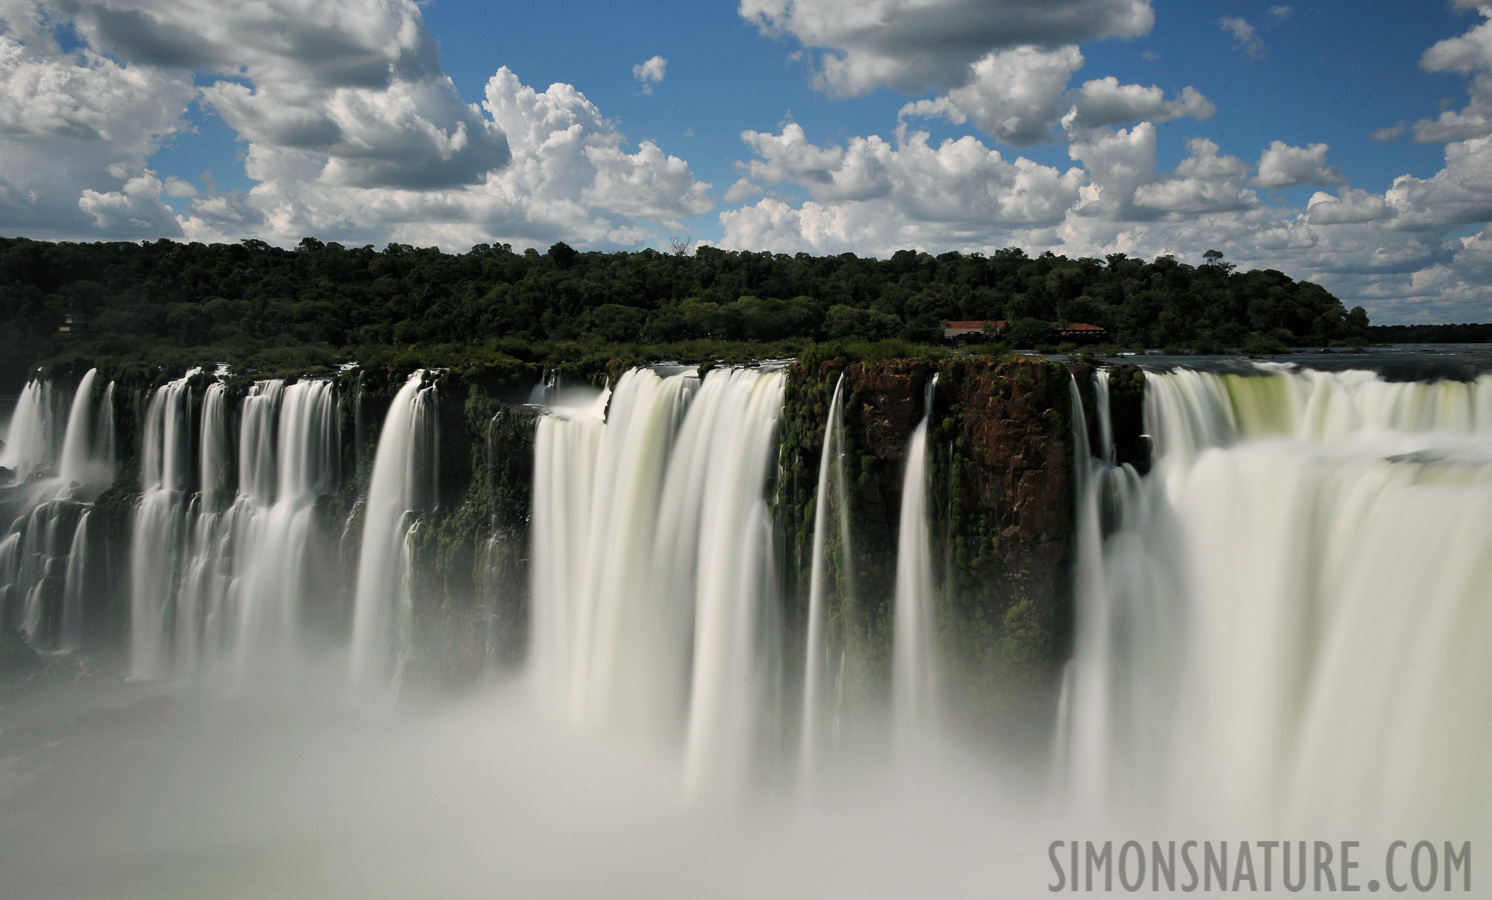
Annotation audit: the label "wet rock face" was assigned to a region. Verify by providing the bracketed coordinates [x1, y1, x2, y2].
[787, 356, 1076, 742]
[1105, 364, 1148, 472]
[844, 361, 934, 465]
[942, 358, 1071, 553]
[933, 358, 1072, 737]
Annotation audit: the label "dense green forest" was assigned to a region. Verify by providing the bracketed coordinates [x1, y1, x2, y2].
[0, 235, 1371, 390]
[1369, 323, 1492, 344]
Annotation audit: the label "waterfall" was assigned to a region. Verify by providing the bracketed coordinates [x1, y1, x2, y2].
[13, 500, 77, 642]
[800, 371, 853, 773]
[530, 369, 692, 730]
[59, 511, 90, 649]
[675, 369, 785, 795]
[157, 377, 344, 678]
[350, 372, 439, 691]
[891, 373, 939, 746]
[529, 366, 786, 795]
[0, 371, 115, 649]
[174, 382, 232, 672]
[1, 377, 54, 482]
[233, 379, 340, 674]
[1067, 364, 1492, 831]
[1092, 369, 1115, 464]
[57, 368, 97, 487]
[130, 370, 198, 679]
[199, 382, 231, 513]
[97, 381, 116, 486]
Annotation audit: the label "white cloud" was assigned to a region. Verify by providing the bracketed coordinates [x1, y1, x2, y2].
[1220, 16, 1265, 60]
[1413, 8, 1492, 141]
[1068, 76, 1214, 128]
[1268, 5, 1293, 19]
[732, 122, 1084, 218]
[1133, 138, 1255, 215]
[739, 0, 1154, 96]
[896, 46, 1212, 146]
[721, 122, 1084, 253]
[1254, 141, 1346, 189]
[161, 175, 196, 198]
[0, 1, 712, 248]
[0, 23, 192, 236]
[77, 169, 179, 234]
[1306, 188, 1390, 225]
[898, 46, 1083, 146]
[73, 0, 513, 191]
[1383, 135, 1492, 229]
[1067, 122, 1158, 219]
[633, 55, 666, 93]
[181, 66, 714, 248]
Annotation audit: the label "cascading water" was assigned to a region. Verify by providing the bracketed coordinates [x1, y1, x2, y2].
[1067, 364, 1492, 833]
[800, 371, 853, 773]
[675, 369, 786, 795]
[530, 369, 691, 732]
[130, 370, 198, 679]
[892, 373, 939, 748]
[350, 371, 439, 691]
[1092, 369, 1115, 465]
[530, 366, 787, 795]
[0, 377, 55, 482]
[169, 378, 343, 679]
[56, 368, 98, 487]
[174, 381, 233, 671]
[0, 371, 116, 649]
[232, 379, 340, 676]
[58, 510, 90, 649]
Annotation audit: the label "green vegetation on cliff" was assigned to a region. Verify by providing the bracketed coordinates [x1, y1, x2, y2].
[1, 236, 1367, 390]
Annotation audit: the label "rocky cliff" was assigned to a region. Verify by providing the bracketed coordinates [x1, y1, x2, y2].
[778, 356, 1075, 744]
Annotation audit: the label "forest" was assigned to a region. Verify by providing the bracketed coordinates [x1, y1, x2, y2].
[0, 235, 1373, 390]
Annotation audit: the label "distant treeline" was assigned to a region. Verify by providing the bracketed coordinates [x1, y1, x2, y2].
[0, 235, 1371, 389]
[1369, 323, 1492, 344]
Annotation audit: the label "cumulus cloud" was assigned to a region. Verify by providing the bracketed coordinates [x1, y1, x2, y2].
[0, 20, 192, 236]
[1066, 122, 1157, 219]
[1413, 7, 1492, 141]
[1306, 188, 1390, 225]
[895, 45, 1212, 146]
[63, 0, 512, 190]
[77, 169, 180, 234]
[1067, 76, 1214, 128]
[1268, 5, 1293, 19]
[1253, 141, 1346, 189]
[0, 0, 711, 248]
[1383, 135, 1492, 229]
[732, 122, 1083, 218]
[1220, 17, 1265, 60]
[633, 55, 666, 92]
[1133, 138, 1255, 215]
[181, 66, 714, 248]
[720, 122, 1084, 252]
[898, 46, 1083, 146]
[739, 0, 1154, 96]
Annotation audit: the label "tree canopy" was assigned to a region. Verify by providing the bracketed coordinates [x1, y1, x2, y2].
[0, 236, 1372, 389]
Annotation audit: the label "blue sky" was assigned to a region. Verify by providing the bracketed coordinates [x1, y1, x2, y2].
[3, 1, 1492, 322]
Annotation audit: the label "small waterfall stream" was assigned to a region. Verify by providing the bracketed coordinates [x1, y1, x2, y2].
[892, 373, 939, 747]
[349, 371, 440, 691]
[800, 371, 852, 774]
